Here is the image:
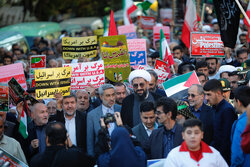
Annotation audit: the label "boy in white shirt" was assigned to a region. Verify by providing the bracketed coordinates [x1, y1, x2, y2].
[164, 119, 228, 167]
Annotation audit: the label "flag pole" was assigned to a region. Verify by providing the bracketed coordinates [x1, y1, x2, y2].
[235, 0, 250, 25]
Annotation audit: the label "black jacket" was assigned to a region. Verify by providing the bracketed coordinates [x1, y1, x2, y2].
[30, 145, 95, 167]
[121, 92, 162, 128]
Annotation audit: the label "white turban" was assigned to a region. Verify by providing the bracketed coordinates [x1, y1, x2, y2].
[128, 70, 151, 84]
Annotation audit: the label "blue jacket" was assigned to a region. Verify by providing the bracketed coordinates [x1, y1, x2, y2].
[231, 112, 250, 167]
[211, 99, 238, 165]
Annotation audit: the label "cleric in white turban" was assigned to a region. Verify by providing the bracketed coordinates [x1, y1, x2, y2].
[128, 69, 152, 84]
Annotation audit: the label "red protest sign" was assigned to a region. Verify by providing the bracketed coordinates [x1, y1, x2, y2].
[190, 33, 224, 58]
[138, 16, 155, 30]
[154, 59, 170, 84]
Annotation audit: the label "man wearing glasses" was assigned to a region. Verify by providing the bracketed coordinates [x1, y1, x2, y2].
[143, 97, 183, 159]
[187, 84, 214, 145]
[121, 70, 162, 128]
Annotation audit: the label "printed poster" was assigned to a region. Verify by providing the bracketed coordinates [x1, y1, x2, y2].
[0, 84, 8, 112]
[99, 35, 131, 82]
[153, 26, 170, 46]
[118, 24, 137, 39]
[0, 147, 28, 167]
[127, 39, 147, 68]
[63, 60, 105, 90]
[30, 55, 46, 87]
[154, 59, 170, 84]
[137, 16, 156, 30]
[35, 67, 71, 99]
[0, 63, 27, 90]
[190, 33, 224, 58]
[62, 36, 97, 59]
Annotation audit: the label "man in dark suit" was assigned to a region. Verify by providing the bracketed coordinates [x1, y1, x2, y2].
[121, 70, 162, 128]
[30, 122, 94, 167]
[143, 97, 183, 159]
[56, 93, 87, 152]
[204, 79, 237, 165]
[87, 84, 121, 156]
[188, 84, 214, 144]
[132, 101, 157, 145]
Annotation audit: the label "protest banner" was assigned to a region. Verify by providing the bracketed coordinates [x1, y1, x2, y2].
[154, 59, 170, 84]
[35, 67, 71, 99]
[0, 148, 28, 167]
[99, 35, 131, 82]
[153, 26, 170, 47]
[62, 36, 97, 59]
[94, 29, 104, 37]
[118, 24, 137, 39]
[190, 33, 225, 58]
[160, 8, 173, 24]
[63, 60, 105, 90]
[0, 84, 8, 112]
[29, 55, 46, 87]
[137, 16, 155, 30]
[0, 63, 27, 90]
[8, 77, 38, 106]
[127, 39, 147, 68]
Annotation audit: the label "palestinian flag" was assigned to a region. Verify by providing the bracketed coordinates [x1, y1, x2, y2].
[19, 108, 28, 139]
[163, 71, 200, 100]
[123, 0, 137, 25]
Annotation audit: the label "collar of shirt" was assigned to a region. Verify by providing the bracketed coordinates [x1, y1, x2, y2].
[191, 103, 203, 113]
[142, 122, 158, 136]
[102, 104, 114, 115]
[164, 122, 177, 134]
[0, 135, 7, 145]
[64, 113, 76, 121]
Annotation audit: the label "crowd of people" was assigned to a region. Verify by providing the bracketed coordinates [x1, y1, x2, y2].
[0, 6, 250, 167]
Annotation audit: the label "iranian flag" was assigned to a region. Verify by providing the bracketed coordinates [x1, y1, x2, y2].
[181, 0, 199, 49]
[244, 2, 250, 27]
[163, 71, 200, 99]
[160, 29, 174, 67]
[19, 109, 28, 139]
[123, 0, 137, 25]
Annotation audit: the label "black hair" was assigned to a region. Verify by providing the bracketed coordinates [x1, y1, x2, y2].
[196, 72, 208, 81]
[183, 119, 203, 132]
[173, 45, 183, 52]
[3, 55, 13, 64]
[203, 79, 223, 94]
[46, 122, 67, 146]
[195, 61, 208, 70]
[39, 38, 49, 47]
[205, 57, 218, 64]
[146, 69, 158, 81]
[150, 51, 160, 58]
[234, 86, 250, 107]
[140, 101, 155, 113]
[62, 92, 77, 103]
[156, 97, 177, 120]
[178, 63, 195, 75]
[236, 48, 248, 57]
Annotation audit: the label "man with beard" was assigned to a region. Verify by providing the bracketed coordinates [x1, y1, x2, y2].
[87, 84, 121, 156]
[121, 70, 162, 128]
[206, 58, 219, 79]
[56, 93, 87, 152]
[114, 82, 128, 105]
[187, 84, 214, 144]
[147, 69, 166, 96]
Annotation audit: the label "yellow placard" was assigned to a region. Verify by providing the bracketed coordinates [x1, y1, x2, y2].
[35, 67, 71, 81]
[36, 86, 71, 99]
[62, 36, 98, 59]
